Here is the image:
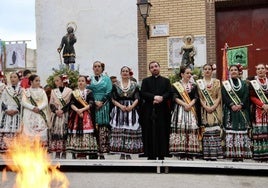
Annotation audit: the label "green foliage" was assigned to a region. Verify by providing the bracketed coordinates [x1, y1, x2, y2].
[168, 68, 180, 84]
[169, 67, 202, 84]
[192, 67, 202, 80]
[46, 64, 80, 89]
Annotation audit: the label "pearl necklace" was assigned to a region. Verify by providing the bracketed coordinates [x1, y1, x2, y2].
[229, 78, 242, 91]
[121, 80, 131, 96]
[256, 77, 268, 91]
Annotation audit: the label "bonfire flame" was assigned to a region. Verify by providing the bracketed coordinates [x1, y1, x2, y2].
[2, 135, 69, 188]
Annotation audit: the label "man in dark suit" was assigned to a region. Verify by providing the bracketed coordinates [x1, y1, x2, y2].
[140, 61, 171, 160]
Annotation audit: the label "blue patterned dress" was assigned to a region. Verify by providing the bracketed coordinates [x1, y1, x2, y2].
[87, 74, 112, 153]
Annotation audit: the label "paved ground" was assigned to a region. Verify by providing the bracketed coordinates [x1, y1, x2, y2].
[1, 153, 268, 188]
[1, 169, 268, 188]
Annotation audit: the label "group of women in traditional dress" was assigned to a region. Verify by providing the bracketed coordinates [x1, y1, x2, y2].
[0, 62, 267, 162]
[170, 63, 267, 162]
[0, 61, 143, 160]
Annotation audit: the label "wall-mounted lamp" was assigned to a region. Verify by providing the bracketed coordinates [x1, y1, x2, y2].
[137, 0, 152, 39]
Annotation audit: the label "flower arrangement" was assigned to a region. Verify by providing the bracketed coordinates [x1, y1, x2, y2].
[46, 64, 79, 89]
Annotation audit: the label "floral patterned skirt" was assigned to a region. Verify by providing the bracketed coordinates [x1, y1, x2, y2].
[225, 130, 252, 159]
[110, 127, 143, 154]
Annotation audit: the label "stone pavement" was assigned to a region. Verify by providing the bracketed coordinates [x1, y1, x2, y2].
[1, 170, 268, 188]
[1, 153, 268, 188]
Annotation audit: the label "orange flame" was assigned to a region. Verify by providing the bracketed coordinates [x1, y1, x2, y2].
[2, 135, 69, 188]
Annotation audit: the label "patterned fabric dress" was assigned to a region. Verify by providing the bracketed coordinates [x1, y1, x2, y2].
[21, 87, 50, 146]
[222, 78, 252, 159]
[0, 83, 6, 98]
[197, 79, 223, 160]
[48, 87, 72, 153]
[250, 77, 268, 161]
[110, 81, 143, 154]
[66, 89, 98, 154]
[169, 81, 201, 157]
[87, 74, 112, 153]
[0, 85, 22, 152]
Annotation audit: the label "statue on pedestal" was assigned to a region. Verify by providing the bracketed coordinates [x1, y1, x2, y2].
[57, 22, 77, 68]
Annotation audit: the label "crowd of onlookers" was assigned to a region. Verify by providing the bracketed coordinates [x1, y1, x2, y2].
[0, 61, 267, 163]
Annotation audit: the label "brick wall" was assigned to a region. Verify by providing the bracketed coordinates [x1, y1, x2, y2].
[138, 0, 206, 80]
[137, 0, 268, 80]
[206, 0, 216, 66]
[137, 1, 148, 82]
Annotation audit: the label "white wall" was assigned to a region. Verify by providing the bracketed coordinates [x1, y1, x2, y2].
[36, 0, 138, 86]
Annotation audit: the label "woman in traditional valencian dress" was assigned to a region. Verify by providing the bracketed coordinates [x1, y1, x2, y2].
[49, 75, 72, 159]
[21, 74, 49, 146]
[0, 72, 22, 152]
[169, 66, 201, 160]
[110, 66, 143, 159]
[66, 75, 98, 159]
[249, 64, 268, 161]
[222, 65, 252, 161]
[87, 61, 112, 159]
[197, 64, 223, 161]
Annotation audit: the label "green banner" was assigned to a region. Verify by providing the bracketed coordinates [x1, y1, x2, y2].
[227, 47, 248, 67]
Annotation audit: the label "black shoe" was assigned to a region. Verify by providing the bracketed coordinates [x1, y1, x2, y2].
[139, 154, 146, 158]
[55, 152, 60, 159]
[99, 155, 105, 160]
[126, 155, 131, 160]
[88, 153, 98, 159]
[61, 152, 66, 159]
[72, 153, 76, 159]
[180, 154, 187, 160]
[232, 158, 243, 162]
[187, 156, 193, 161]
[120, 154, 125, 160]
[166, 154, 172, 158]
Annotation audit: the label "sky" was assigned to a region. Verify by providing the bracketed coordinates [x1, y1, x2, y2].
[0, 0, 36, 49]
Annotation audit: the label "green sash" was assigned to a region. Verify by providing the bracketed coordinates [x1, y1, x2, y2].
[53, 89, 67, 107]
[6, 86, 21, 110]
[222, 80, 248, 123]
[250, 80, 268, 105]
[25, 89, 47, 124]
[196, 79, 221, 123]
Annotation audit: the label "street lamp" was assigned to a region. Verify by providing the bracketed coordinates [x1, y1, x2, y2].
[137, 0, 152, 39]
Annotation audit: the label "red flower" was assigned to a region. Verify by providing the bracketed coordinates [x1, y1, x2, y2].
[129, 69, 133, 76]
[61, 74, 69, 84]
[0, 71, 4, 78]
[86, 76, 91, 84]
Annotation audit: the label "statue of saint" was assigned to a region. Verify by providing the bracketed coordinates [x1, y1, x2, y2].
[180, 35, 196, 69]
[57, 24, 77, 66]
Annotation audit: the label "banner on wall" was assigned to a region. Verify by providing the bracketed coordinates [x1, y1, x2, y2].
[227, 47, 248, 68]
[0, 40, 4, 71]
[5, 43, 26, 69]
